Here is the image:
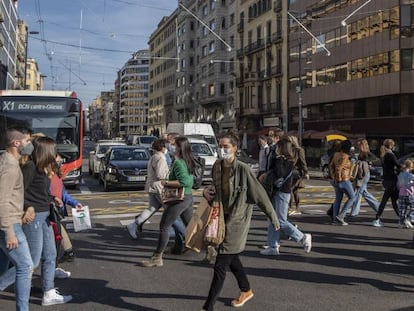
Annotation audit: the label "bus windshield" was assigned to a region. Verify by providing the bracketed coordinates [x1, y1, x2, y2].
[0, 97, 81, 163]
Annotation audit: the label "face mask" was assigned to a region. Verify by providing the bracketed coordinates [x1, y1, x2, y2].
[169, 145, 176, 153]
[219, 148, 233, 160]
[20, 142, 34, 156]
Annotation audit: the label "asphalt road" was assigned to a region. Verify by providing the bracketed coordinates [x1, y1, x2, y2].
[1, 141, 413, 310]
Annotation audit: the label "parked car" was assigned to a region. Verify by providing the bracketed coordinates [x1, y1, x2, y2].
[320, 152, 382, 181]
[188, 137, 217, 183]
[126, 135, 157, 148]
[237, 150, 259, 176]
[88, 140, 126, 177]
[99, 146, 150, 191]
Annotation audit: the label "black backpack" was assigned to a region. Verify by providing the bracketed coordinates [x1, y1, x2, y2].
[192, 156, 205, 189]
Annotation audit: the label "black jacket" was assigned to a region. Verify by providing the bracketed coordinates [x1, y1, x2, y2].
[21, 161, 51, 212]
[268, 156, 294, 193]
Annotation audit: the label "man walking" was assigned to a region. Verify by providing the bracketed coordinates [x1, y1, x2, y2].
[0, 126, 34, 311]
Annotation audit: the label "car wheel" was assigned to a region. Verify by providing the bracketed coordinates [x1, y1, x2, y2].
[322, 165, 329, 178]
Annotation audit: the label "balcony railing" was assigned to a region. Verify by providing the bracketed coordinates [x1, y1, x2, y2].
[272, 31, 282, 43]
[274, 0, 282, 12]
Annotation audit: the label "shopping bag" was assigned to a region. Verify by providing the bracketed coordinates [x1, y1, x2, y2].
[72, 206, 92, 232]
[185, 198, 212, 253]
[204, 201, 225, 246]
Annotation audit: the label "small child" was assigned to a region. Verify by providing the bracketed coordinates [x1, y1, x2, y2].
[397, 160, 414, 228]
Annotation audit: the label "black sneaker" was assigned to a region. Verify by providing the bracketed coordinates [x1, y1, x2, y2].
[59, 250, 75, 263]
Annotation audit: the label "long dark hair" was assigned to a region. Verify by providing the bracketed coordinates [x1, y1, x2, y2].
[31, 136, 58, 177]
[174, 136, 195, 173]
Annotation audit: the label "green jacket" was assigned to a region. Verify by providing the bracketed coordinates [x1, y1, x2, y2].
[212, 159, 279, 254]
[169, 158, 193, 195]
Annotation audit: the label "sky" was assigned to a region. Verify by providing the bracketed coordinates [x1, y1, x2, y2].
[18, 0, 176, 108]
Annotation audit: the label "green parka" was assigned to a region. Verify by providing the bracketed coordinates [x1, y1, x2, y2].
[212, 158, 280, 254]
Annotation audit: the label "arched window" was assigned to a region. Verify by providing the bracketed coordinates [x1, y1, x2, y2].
[248, 6, 253, 20]
[258, 1, 262, 15]
[253, 4, 257, 17]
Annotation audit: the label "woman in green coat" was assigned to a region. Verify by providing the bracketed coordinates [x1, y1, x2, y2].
[201, 130, 280, 311]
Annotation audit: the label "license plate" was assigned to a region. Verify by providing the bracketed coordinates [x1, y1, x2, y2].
[204, 170, 211, 176]
[128, 176, 146, 182]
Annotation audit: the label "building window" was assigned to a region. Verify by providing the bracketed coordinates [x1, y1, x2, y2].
[210, 19, 216, 31]
[202, 45, 208, 56]
[209, 84, 215, 96]
[401, 49, 414, 70]
[210, 0, 216, 11]
[230, 13, 235, 26]
[209, 41, 215, 53]
[220, 83, 225, 95]
[203, 5, 208, 16]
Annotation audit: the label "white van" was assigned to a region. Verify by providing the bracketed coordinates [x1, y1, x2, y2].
[188, 137, 218, 182]
[167, 123, 218, 155]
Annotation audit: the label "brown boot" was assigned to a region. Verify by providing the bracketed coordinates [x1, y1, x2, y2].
[231, 289, 254, 307]
[142, 253, 163, 267]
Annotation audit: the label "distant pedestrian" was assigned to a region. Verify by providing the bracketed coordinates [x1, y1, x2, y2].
[257, 135, 269, 178]
[373, 139, 400, 227]
[201, 130, 279, 311]
[350, 139, 379, 217]
[0, 126, 33, 311]
[397, 160, 414, 228]
[330, 140, 356, 225]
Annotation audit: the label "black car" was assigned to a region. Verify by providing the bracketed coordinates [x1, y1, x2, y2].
[99, 146, 150, 191]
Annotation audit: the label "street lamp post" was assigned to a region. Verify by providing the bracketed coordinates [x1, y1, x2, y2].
[24, 28, 39, 90]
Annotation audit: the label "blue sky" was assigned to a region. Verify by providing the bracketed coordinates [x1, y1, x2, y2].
[18, 0, 175, 107]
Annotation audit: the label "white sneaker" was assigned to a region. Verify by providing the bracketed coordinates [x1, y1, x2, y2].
[260, 246, 280, 256]
[372, 219, 384, 227]
[55, 267, 71, 279]
[302, 234, 312, 253]
[404, 219, 414, 228]
[127, 222, 138, 239]
[42, 288, 72, 306]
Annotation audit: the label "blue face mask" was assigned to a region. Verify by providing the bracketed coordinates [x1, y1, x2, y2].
[20, 142, 34, 156]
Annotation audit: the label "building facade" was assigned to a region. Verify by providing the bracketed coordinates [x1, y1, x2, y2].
[288, 0, 414, 154]
[119, 49, 150, 137]
[148, 10, 178, 136]
[0, 0, 18, 89]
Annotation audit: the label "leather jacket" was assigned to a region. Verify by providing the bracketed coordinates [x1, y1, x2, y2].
[329, 151, 352, 182]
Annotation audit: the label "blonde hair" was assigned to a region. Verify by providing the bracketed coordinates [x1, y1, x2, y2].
[402, 160, 413, 171]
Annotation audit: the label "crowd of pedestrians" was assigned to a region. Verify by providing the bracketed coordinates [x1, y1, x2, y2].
[1, 125, 413, 311]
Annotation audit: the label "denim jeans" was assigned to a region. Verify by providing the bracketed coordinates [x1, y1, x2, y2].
[337, 181, 356, 219]
[267, 191, 304, 247]
[0, 223, 33, 311]
[23, 211, 57, 292]
[156, 195, 193, 254]
[136, 193, 186, 250]
[351, 174, 379, 216]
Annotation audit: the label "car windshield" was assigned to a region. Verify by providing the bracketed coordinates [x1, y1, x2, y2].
[191, 143, 213, 156]
[98, 145, 110, 154]
[140, 136, 156, 144]
[110, 149, 149, 161]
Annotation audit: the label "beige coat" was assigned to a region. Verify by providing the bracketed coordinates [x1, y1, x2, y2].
[145, 151, 169, 194]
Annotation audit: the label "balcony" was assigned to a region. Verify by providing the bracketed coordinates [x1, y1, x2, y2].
[274, 0, 282, 12]
[236, 48, 244, 59]
[245, 39, 265, 55]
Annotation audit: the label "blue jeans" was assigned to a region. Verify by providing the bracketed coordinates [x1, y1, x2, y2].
[0, 224, 33, 311]
[267, 191, 304, 248]
[351, 174, 379, 216]
[23, 211, 57, 292]
[337, 181, 356, 219]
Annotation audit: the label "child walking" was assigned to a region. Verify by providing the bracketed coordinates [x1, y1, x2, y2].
[397, 160, 414, 228]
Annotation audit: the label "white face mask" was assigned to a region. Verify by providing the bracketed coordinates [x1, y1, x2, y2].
[219, 148, 233, 160]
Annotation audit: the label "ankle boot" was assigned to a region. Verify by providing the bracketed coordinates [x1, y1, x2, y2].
[142, 253, 163, 267]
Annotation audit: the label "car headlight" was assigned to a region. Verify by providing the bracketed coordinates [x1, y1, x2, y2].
[66, 169, 81, 178]
[108, 166, 118, 174]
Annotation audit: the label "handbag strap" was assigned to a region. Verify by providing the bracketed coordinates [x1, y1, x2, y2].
[213, 159, 223, 203]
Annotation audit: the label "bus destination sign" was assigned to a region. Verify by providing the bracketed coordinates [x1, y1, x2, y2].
[1, 101, 65, 112]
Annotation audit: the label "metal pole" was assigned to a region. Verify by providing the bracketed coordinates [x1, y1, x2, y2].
[297, 41, 303, 146]
[23, 28, 28, 89]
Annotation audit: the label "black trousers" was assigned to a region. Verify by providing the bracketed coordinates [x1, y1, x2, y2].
[376, 180, 399, 219]
[203, 252, 250, 311]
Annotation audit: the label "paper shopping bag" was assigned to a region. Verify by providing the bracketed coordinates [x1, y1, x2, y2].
[72, 206, 92, 232]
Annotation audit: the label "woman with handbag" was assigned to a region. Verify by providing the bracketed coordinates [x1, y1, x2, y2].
[142, 136, 195, 267]
[201, 130, 280, 311]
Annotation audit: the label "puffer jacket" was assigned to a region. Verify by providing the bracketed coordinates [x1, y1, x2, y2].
[329, 151, 352, 182]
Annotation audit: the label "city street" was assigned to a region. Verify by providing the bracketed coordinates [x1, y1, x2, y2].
[1, 144, 413, 310]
